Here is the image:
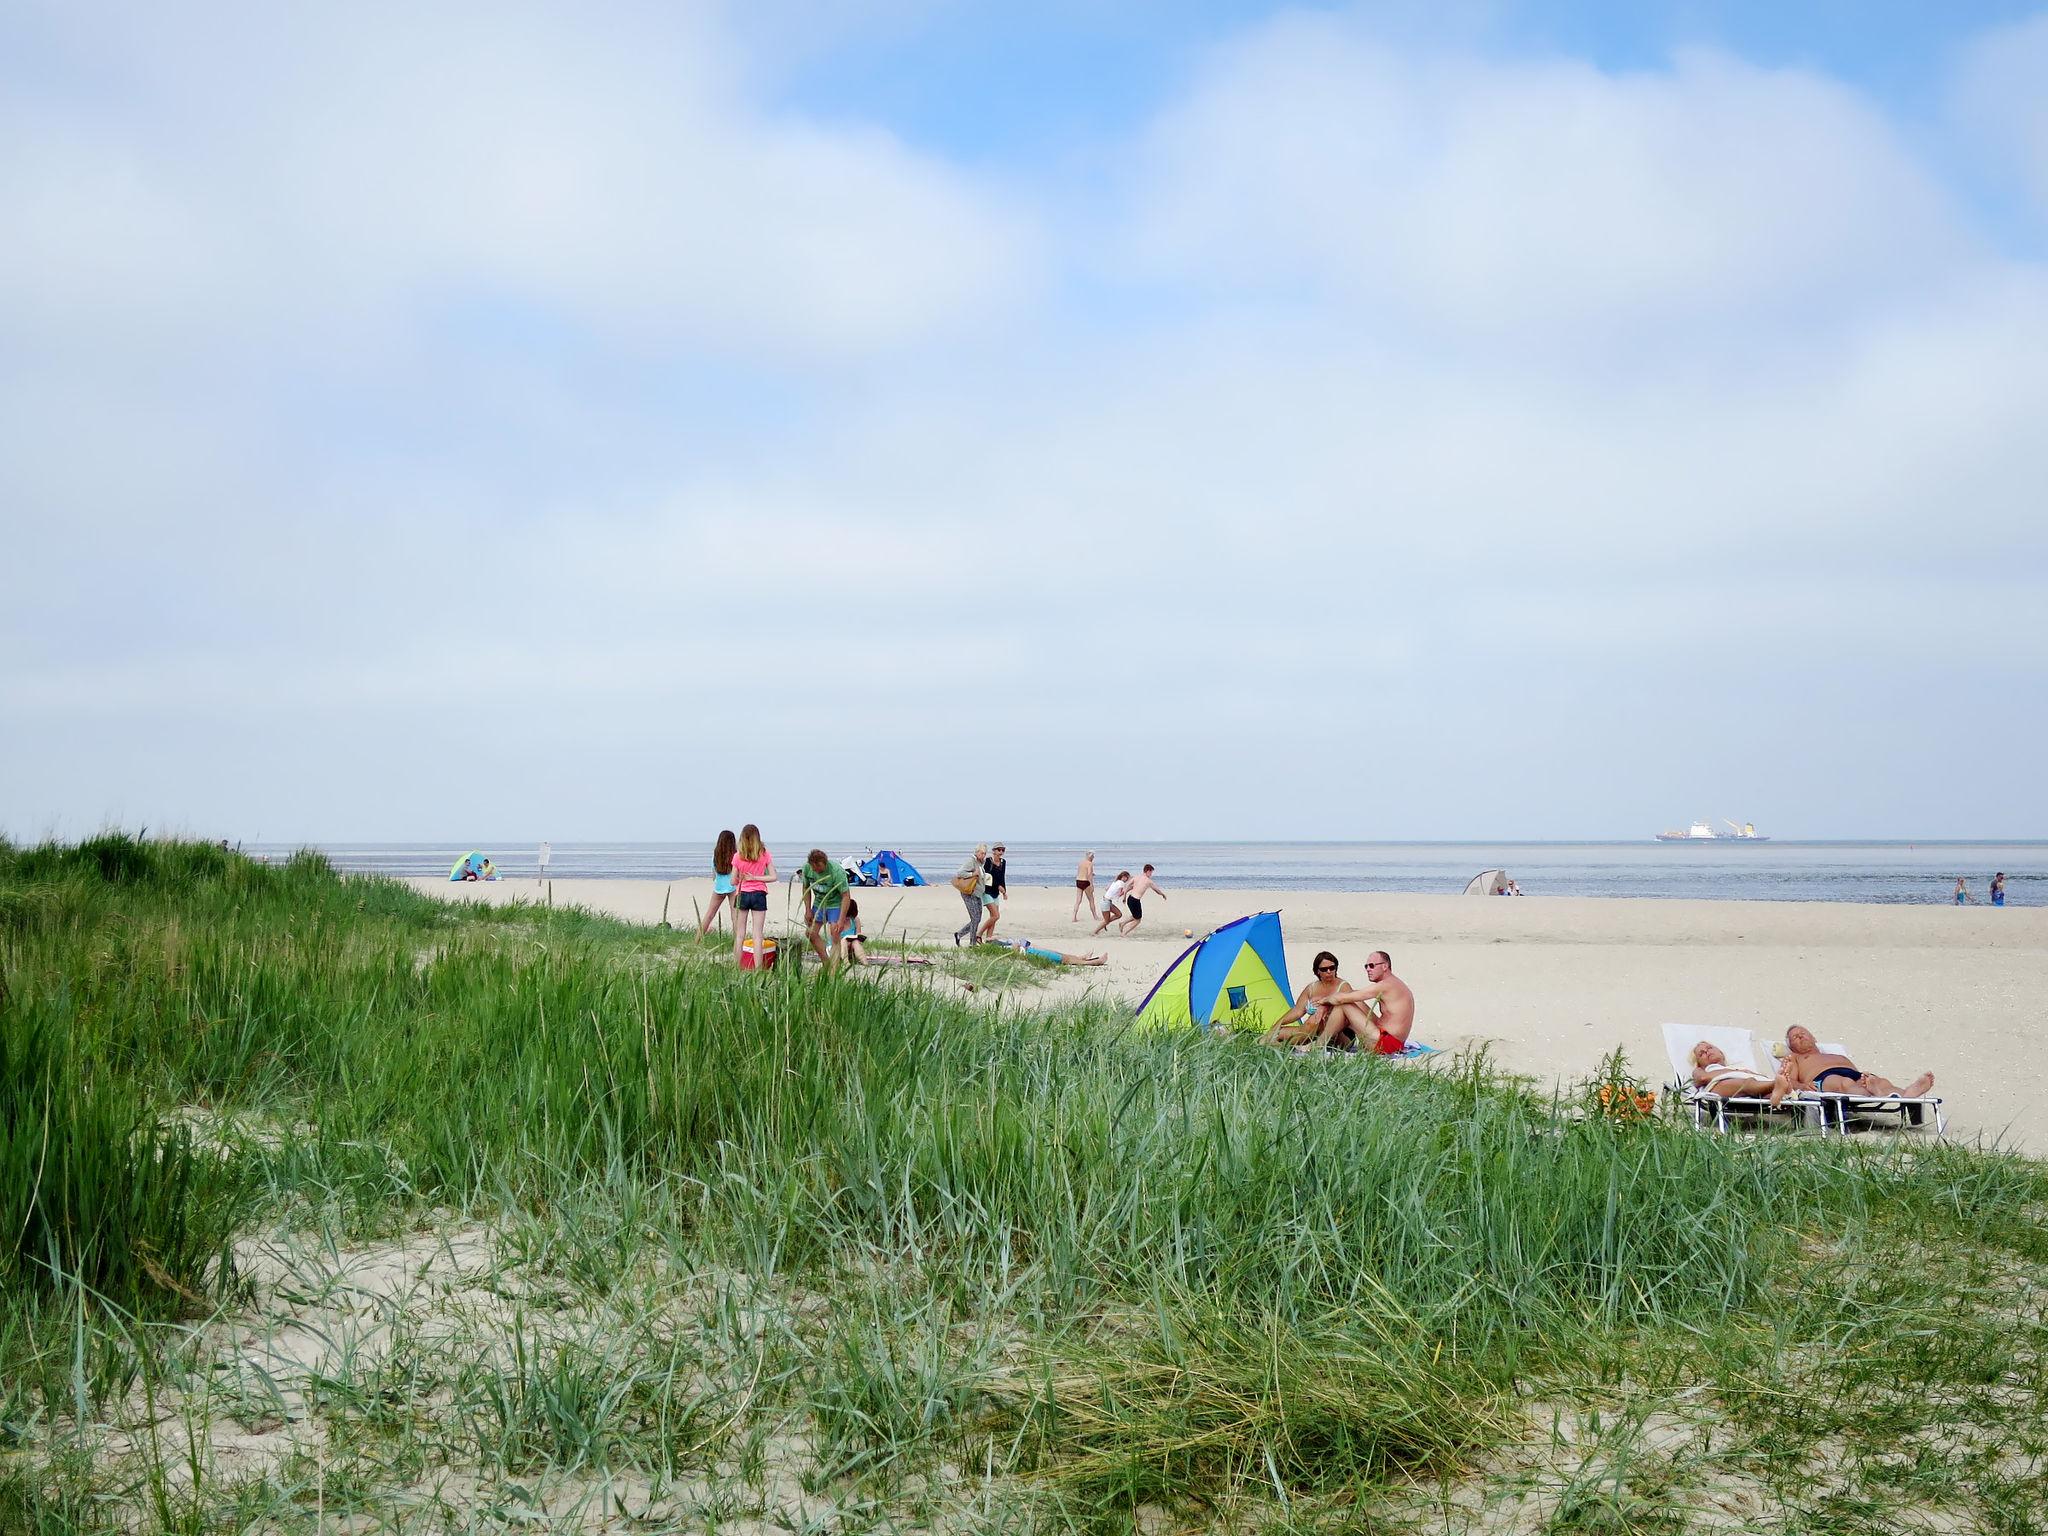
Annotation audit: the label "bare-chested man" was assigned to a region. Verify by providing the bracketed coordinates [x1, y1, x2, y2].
[1778, 1025, 1933, 1100]
[1261, 951, 1350, 1048]
[1119, 864, 1167, 935]
[1301, 950, 1413, 1055]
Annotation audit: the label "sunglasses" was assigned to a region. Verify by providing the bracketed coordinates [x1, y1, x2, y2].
[1314, 964, 1337, 974]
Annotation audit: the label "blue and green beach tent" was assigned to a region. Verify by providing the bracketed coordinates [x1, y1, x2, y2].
[1134, 911, 1294, 1033]
[449, 851, 491, 881]
[857, 849, 926, 886]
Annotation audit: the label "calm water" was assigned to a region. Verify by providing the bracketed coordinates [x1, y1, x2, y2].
[255, 841, 2042, 905]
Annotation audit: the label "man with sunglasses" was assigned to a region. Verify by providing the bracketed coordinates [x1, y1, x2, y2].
[1301, 951, 1414, 1056]
[1261, 950, 1353, 1048]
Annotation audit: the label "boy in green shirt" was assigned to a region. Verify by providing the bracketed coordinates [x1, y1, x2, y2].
[801, 849, 853, 968]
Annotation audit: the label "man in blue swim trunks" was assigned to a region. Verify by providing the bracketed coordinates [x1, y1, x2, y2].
[801, 848, 853, 968]
[1778, 1025, 1933, 1101]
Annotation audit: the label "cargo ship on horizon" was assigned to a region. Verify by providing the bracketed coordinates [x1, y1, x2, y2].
[1655, 819, 1771, 842]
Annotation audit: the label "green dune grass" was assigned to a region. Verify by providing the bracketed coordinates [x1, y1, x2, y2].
[3, 835, 2044, 1533]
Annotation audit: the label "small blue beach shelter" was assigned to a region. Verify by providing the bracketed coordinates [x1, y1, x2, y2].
[1134, 911, 1294, 1033]
[448, 851, 491, 881]
[856, 850, 926, 886]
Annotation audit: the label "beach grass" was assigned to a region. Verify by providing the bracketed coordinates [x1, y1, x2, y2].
[3, 834, 2046, 1532]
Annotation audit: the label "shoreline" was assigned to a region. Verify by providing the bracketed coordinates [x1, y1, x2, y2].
[411, 878, 2048, 1152]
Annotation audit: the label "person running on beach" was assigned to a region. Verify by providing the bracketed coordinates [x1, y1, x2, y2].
[1301, 951, 1413, 1055]
[977, 844, 1009, 941]
[1776, 1025, 1933, 1101]
[801, 848, 852, 968]
[1262, 951, 1351, 1048]
[699, 829, 737, 936]
[730, 825, 776, 967]
[1990, 872, 2006, 907]
[1092, 872, 1132, 936]
[1073, 850, 1097, 923]
[1118, 864, 1167, 935]
[953, 845, 987, 946]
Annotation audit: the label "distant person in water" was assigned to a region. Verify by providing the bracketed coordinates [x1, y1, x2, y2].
[1073, 850, 1097, 923]
[1262, 951, 1352, 1049]
[1954, 877, 1976, 905]
[1119, 864, 1167, 935]
[699, 829, 737, 936]
[1777, 1025, 1933, 1101]
[1990, 872, 2006, 907]
[1301, 951, 1414, 1055]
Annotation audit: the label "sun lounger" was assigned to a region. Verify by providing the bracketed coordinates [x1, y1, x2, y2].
[1660, 1023, 1827, 1134]
[1796, 1040, 1946, 1137]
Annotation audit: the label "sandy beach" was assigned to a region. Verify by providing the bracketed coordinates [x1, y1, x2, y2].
[413, 877, 2048, 1152]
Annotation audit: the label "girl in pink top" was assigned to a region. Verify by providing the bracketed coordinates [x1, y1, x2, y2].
[731, 823, 776, 966]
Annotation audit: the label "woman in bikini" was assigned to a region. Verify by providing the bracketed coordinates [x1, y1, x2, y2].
[1689, 1042, 1790, 1100]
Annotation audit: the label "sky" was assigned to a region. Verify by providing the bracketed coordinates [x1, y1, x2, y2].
[3, 0, 2046, 843]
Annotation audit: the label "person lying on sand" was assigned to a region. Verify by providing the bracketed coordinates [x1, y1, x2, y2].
[1690, 1042, 1792, 1099]
[1262, 950, 1351, 1048]
[1778, 1025, 1934, 1100]
[1298, 951, 1413, 1056]
[1013, 940, 1106, 966]
[841, 900, 932, 968]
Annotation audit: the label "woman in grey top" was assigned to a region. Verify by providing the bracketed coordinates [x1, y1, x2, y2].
[953, 844, 987, 946]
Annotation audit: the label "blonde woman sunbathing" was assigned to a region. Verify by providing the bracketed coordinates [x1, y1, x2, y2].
[1690, 1042, 1795, 1103]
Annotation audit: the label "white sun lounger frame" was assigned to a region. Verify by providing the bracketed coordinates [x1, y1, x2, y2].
[1659, 1024, 1944, 1138]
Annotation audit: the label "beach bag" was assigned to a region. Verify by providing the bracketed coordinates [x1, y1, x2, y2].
[951, 871, 979, 897]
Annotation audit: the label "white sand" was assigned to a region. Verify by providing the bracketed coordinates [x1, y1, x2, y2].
[412, 877, 2048, 1152]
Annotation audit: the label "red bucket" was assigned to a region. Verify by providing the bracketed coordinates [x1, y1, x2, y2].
[739, 937, 778, 971]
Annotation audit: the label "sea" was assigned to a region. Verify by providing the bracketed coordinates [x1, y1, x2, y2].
[253, 841, 2042, 906]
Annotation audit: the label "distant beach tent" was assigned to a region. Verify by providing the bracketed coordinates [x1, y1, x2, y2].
[856, 850, 927, 886]
[1134, 911, 1294, 1033]
[449, 851, 496, 881]
[1463, 869, 1509, 896]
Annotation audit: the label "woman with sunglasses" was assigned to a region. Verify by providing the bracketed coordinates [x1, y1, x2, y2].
[1260, 950, 1351, 1048]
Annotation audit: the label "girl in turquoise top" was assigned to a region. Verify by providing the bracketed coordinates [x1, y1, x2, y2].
[698, 829, 737, 936]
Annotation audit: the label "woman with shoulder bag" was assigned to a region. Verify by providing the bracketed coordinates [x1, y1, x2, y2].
[953, 844, 987, 946]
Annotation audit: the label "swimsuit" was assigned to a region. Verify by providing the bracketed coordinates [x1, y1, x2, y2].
[1374, 1032, 1405, 1056]
[1813, 1065, 1863, 1090]
[713, 872, 736, 896]
[1076, 879, 1091, 890]
[1125, 896, 1143, 920]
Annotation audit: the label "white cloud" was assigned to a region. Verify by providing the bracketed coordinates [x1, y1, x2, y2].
[1948, 11, 2048, 220]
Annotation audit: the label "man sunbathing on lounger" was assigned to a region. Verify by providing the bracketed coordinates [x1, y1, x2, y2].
[1778, 1025, 1934, 1100]
[1690, 1042, 1794, 1101]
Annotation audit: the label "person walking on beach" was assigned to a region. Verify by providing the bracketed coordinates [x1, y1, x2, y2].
[1118, 864, 1167, 935]
[953, 844, 987, 946]
[800, 848, 852, 968]
[977, 844, 1009, 942]
[1073, 850, 1097, 923]
[1990, 872, 2007, 907]
[1954, 877, 1977, 906]
[731, 824, 776, 967]
[1092, 872, 1132, 936]
[1302, 951, 1414, 1055]
[537, 840, 551, 884]
[699, 829, 738, 936]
